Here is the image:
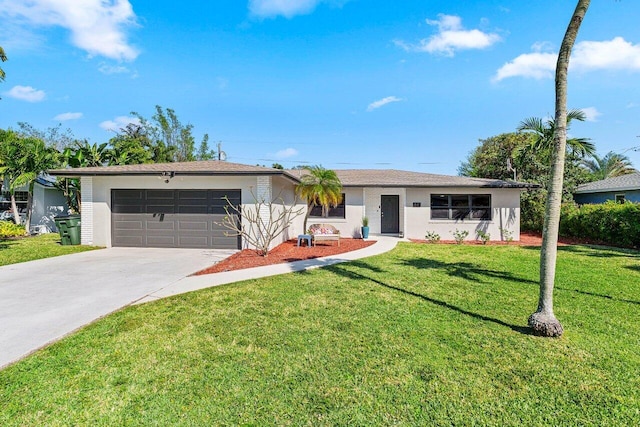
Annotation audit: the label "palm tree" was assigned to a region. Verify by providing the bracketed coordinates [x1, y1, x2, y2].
[581, 151, 637, 181]
[529, 0, 590, 337]
[295, 165, 343, 233]
[0, 45, 7, 82]
[517, 109, 595, 160]
[0, 131, 59, 232]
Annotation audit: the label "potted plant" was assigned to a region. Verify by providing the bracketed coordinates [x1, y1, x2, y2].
[361, 216, 370, 239]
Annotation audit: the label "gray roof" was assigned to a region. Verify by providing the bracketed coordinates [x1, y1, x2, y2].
[48, 161, 538, 189]
[287, 168, 538, 188]
[575, 172, 640, 194]
[49, 160, 287, 177]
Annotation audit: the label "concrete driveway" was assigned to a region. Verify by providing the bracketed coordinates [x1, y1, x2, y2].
[0, 247, 235, 369]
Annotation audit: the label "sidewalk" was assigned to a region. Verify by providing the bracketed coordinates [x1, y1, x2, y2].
[135, 235, 403, 304]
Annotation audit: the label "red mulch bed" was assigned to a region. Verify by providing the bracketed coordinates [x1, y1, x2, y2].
[195, 232, 603, 276]
[194, 238, 376, 275]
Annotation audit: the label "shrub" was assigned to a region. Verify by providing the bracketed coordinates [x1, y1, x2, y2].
[499, 227, 514, 243]
[560, 201, 640, 248]
[425, 231, 441, 243]
[452, 229, 469, 244]
[0, 221, 26, 238]
[476, 230, 490, 245]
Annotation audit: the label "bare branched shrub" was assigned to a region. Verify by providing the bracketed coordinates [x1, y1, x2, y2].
[217, 188, 305, 256]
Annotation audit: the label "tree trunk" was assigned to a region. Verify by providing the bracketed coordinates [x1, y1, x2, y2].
[24, 181, 34, 235]
[10, 192, 21, 225]
[529, 0, 590, 337]
[303, 203, 312, 234]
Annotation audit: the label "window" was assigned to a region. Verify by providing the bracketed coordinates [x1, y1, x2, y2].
[309, 193, 345, 218]
[615, 194, 626, 204]
[430, 194, 491, 220]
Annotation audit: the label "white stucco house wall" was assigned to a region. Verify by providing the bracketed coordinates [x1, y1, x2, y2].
[49, 161, 537, 249]
[1, 176, 69, 232]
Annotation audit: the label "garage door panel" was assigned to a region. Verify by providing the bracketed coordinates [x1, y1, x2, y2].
[113, 235, 145, 247]
[178, 219, 209, 231]
[178, 236, 210, 248]
[112, 189, 241, 249]
[112, 217, 144, 230]
[146, 236, 177, 247]
[146, 220, 176, 231]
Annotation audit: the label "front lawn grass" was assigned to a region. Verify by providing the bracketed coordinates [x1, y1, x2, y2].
[1, 243, 639, 425]
[0, 233, 99, 266]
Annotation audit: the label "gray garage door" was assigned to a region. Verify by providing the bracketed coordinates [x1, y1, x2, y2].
[111, 189, 241, 249]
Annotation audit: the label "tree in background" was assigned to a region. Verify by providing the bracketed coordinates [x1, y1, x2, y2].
[132, 106, 214, 163]
[17, 122, 76, 152]
[516, 109, 595, 161]
[581, 151, 637, 181]
[295, 165, 343, 233]
[196, 134, 216, 160]
[530, 0, 590, 338]
[108, 123, 156, 165]
[458, 131, 591, 231]
[0, 45, 7, 83]
[0, 130, 59, 231]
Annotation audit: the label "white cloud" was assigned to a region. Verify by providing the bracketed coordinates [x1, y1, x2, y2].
[492, 52, 557, 82]
[99, 115, 140, 132]
[572, 37, 640, 70]
[4, 85, 46, 102]
[0, 0, 139, 61]
[581, 107, 601, 122]
[54, 112, 83, 121]
[274, 148, 298, 159]
[494, 37, 640, 81]
[367, 96, 403, 112]
[396, 14, 500, 56]
[98, 63, 130, 74]
[249, 0, 347, 19]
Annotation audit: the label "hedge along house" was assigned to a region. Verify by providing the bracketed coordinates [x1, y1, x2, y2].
[287, 169, 538, 242]
[48, 161, 536, 249]
[574, 172, 640, 204]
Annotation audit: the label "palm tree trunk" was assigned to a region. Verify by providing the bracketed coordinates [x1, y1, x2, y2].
[529, 0, 590, 337]
[24, 181, 34, 235]
[10, 192, 21, 225]
[303, 203, 312, 234]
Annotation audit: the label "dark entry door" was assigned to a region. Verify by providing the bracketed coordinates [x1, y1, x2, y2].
[380, 195, 399, 233]
[111, 189, 241, 249]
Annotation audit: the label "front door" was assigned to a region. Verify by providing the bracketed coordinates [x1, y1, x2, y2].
[380, 195, 399, 233]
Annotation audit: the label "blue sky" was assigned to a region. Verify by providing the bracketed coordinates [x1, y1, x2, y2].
[1, 0, 640, 175]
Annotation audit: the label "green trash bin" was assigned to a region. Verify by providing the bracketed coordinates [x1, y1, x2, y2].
[54, 214, 81, 245]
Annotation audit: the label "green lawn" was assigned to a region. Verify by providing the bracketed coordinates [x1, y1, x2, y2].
[0, 233, 100, 266]
[1, 243, 639, 425]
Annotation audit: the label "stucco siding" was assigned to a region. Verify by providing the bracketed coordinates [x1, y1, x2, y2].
[364, 187, 406, 235]
[405, 187, 521, 241]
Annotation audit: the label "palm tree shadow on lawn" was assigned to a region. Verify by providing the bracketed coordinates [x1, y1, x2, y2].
[325, 260, 533, 335]
[403, 255, 640, 306]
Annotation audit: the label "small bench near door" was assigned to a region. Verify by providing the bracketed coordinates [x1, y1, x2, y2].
[309, 224, 340, 246]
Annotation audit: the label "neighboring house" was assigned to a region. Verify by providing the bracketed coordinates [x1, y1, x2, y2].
[574, 173, 640, 204]
[1, 176, 69, 232]
[49, 161, 537, 249]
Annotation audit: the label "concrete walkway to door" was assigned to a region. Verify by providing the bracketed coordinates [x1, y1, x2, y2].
[0, 247, 235, 369]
